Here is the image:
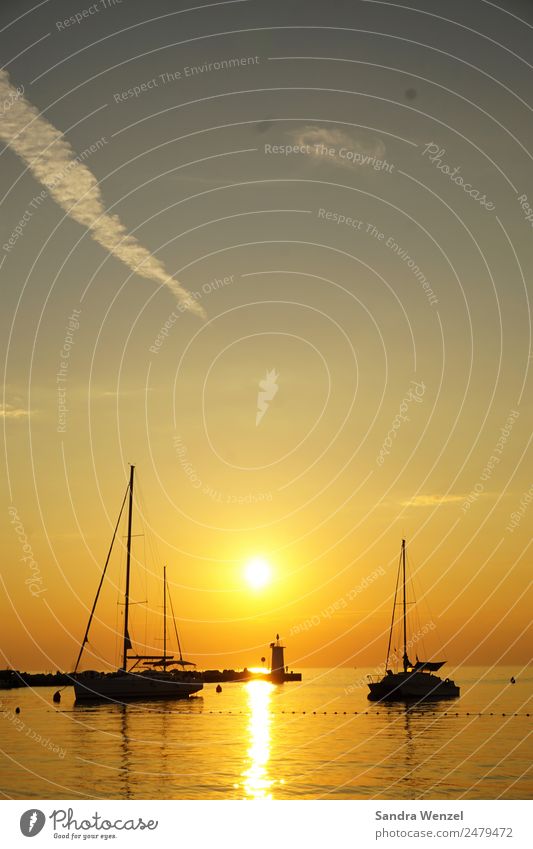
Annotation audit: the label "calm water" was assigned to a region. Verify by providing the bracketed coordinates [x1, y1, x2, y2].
[0, 667, 531, 800]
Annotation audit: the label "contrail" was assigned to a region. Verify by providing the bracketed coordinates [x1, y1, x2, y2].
[0, 70, 204, 317]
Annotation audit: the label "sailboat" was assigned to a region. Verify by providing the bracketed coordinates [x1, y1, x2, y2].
[367, 539, 460, 703]
[73, 465, 203, 703]
[140, 565, 198, 673]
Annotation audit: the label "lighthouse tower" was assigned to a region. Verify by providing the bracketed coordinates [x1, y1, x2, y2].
[270, 634, 285, 683]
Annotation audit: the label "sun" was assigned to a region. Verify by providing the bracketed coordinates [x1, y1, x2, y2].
[244, 556, 272, 590]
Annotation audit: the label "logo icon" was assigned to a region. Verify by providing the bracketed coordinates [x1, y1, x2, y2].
[20, 810, 46, 837]
[256, 369, 279, 426]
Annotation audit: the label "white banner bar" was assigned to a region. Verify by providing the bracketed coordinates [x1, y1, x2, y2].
[3, 799, 532, 848]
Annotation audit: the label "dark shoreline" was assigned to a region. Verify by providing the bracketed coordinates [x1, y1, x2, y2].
[0, 668, 302, 689]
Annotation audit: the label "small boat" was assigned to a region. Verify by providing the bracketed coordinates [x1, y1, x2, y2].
[367, 539, 459, 703]
[73, 466, 203, 704]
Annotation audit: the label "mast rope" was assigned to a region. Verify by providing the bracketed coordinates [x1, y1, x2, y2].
[168, 581, 185, 664]
[385, 546, 402, 671]
[71, 481, 129, 676]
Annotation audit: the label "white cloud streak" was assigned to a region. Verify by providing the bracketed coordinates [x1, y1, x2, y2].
[401, 494, 468, 507]
[0, 71, 204, 317]
[0, 403, 30, 419]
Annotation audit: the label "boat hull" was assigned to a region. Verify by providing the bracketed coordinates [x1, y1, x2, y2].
[367, 671, 459, 702]
[74, 673, 203, 704]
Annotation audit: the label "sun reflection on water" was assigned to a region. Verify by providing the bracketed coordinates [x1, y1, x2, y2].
[242, 679, 275, 799]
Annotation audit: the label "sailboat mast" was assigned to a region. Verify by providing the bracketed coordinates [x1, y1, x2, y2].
[402, 538, 408, 673]
[163, 565, 167, 671]
[122, 464, 135, 672]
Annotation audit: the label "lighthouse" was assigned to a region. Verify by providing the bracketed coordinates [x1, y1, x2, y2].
[270, 634, 285, 683]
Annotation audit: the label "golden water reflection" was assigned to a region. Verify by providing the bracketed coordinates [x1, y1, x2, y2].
[242, 680, 275, 799]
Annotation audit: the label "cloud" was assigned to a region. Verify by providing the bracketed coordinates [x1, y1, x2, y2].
[0, 403, 30, 419]
[401, 494, 469, 507]
[0, 70, 203, 317]
[289, 125, 387, 169]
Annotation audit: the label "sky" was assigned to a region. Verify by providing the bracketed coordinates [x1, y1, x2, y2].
[1, 0, 531, 672]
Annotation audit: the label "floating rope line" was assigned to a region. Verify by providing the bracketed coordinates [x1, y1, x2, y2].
[55, 708, 531, 718]
[201, 710, 531, 718]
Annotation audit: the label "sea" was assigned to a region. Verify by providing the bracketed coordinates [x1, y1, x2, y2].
[0, 667, 531, 800]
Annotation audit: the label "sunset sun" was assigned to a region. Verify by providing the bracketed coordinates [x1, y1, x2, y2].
[244, 557, 272, 590]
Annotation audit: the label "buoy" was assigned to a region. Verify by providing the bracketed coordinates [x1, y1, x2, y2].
[53, 691, 61, 703]
[15, 707, 20, 714]
[215, 684, 222, 693]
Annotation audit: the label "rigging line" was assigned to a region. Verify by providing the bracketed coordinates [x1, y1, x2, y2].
[415, 549, 438, 658]
[404, 546, 413, 654]
[134, 476, 152, 644]
[115, 511, 127, 667]
[128, 473, 144, 655]
[72, 482, 129, 675]
[408, 551, 425, 658]
[142, 519, 148, 652]
[137, 477, 164, 656]
[167, 582, 184, 663]
[386, 546, 402, 671]
[117, 599, 147, 605]
[402, 539, 407, 672]
[408, 548, 431, 661]
[136, 474, 162, 573]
